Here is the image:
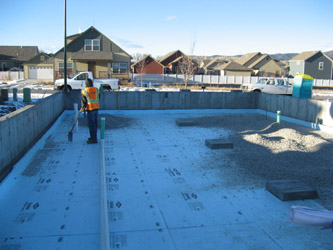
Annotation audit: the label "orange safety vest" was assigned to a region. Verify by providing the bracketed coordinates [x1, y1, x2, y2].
[81, 87, 100, 111]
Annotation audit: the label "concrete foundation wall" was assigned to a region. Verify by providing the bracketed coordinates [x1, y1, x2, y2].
[110, 91, 256, 110]
[256, 93, 333, 127]
[1, 90, 333, 182]
[0, 92, 65, 181]
[62, 91, 333, 127]
[62, 91, 256, 110]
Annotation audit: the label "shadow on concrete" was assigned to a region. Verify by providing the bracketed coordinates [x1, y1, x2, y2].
[78, 113, 133, 130]
[186, 113, 333, 209]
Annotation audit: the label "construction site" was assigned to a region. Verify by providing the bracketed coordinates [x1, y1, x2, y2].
[1, 90, 333, 249]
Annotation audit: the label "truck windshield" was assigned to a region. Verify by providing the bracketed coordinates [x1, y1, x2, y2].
[69, 73, 81, 79]
[258, 78, 267, 84]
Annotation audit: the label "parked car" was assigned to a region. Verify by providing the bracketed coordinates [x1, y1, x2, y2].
[54, 71, 119, 91]
[241, 78, 293, 95]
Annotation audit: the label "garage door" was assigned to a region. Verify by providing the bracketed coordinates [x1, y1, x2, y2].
[29, 66, 53, 80]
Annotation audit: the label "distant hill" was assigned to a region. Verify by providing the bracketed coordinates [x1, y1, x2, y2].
[193, 50, 333, 62]
[269, 53, 298, 61]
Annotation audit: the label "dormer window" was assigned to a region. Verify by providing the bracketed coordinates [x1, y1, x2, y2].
[84, 39, 100, 51]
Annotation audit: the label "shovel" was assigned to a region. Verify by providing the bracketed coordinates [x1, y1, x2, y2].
[68, 108, 84, 142]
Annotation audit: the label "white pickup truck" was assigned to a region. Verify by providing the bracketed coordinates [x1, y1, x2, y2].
[241, 78, 293, 95]
[54, 71, 119, 91]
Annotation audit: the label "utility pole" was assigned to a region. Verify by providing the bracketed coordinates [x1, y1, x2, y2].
[64, 0, 68, 91]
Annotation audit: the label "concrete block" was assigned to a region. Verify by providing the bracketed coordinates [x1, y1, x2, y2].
[205, 139, 234, 149]
[176, 119, 198, 127]
[266, 180, 318, 201]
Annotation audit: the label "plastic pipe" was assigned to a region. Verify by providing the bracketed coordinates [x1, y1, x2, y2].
[277, 110, 281, 124]
[13, 88, 17, 102]
[100, 117, 110, 250]
[100, 117, 105, 139]
[23, 88, 31, 103]
[74, 103, 78, 132]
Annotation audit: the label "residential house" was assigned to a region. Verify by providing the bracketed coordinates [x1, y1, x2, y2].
[0, 46, 39, 71]
[197, 59, 212, 74]
[236, 52, 263, 68]
[54, 26, 132, 83]
[201, 58, 228, 75]
[131, 55, 164, 74]
[289, 51, 333, 79]
[23, 52, 54, 81]
[216, 61, 252, 76]
[158, 50, 185, 74]
[237, 52, 284, 77]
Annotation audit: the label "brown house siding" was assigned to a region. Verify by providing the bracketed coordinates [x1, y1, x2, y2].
[133, 60, 164, 74]
[159, 51, 183, 66]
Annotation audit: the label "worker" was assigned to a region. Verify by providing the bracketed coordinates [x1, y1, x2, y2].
[81, 78, 100, 144]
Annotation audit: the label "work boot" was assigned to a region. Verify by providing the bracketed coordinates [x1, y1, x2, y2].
[87, 138, 97, 144]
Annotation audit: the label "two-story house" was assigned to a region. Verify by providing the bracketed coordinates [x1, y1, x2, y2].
[54, 26, 132, 83]
[289, 51, 333, 79]
[236, 52, 284, 77]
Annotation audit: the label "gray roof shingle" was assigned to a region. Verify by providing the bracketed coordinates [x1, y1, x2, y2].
[0, 46, 39, 61]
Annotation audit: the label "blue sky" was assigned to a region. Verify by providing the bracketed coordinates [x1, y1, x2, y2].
[1, 0, 333, 57]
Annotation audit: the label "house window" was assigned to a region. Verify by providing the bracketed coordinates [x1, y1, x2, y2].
[85, 39, 100, 51]
[40, 55, 45, 61]
[59, 62, 73, 71]
[112, 62, 127, 74]
[297, 61, 300, 65]
[319, 62, 324, 70]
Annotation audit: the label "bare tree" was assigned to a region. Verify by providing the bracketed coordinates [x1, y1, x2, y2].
[136, 57, 148, 87]
[178, 36, 198, 89]
[178, 55, 198, 89]
[133, 54, 149, 87]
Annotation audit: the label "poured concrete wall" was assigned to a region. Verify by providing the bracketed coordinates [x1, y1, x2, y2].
[0, 92, 65, 182]
[64, 91, 257, 110]
[256, 93, 333, 127]
[1, 90, 333, 183]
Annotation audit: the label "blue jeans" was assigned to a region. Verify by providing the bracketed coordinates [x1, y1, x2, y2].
[87, 110, 98, 140]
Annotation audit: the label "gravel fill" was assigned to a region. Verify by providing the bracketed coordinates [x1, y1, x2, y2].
[190, 113, 333, 210]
